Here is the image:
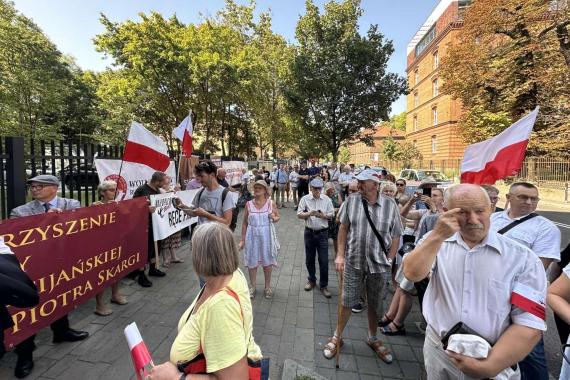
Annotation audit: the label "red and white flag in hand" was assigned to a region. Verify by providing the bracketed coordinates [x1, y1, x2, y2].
[460, 107, 539, 184]
[124, 322, 154, 380]
[123, 122, 170, 172]
[173, 113, 193, 158]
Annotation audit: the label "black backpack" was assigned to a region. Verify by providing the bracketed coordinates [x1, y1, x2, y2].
[194, 187, 239, 231]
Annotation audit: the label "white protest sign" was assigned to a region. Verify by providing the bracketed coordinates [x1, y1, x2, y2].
[94, 159, 176, 200]
[222, 161, 246, 186]
[150, 189, 200, 241]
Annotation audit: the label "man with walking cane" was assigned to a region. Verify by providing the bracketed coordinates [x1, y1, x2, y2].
[322, 169, 402, 365]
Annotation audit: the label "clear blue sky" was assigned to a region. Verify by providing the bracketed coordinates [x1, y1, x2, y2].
[12, 0, 439, 115]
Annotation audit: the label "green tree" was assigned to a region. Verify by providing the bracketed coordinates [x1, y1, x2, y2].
[0, 0, 72, 140]
[286, 0, 406, 161]
[388, 112, 406, 131]
[337, 146, 351, 164]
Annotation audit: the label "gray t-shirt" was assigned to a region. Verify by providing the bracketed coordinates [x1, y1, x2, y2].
[192, 185, 236, 225]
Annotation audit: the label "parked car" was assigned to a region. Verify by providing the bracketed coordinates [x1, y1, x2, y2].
[60, 164, 99, 190]
[398, 169, 453, 188]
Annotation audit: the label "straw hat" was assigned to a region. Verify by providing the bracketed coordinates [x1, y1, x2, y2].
[252, 180, 271, 196]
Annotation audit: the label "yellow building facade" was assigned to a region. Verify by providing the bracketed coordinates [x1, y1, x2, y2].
[406, 0, 470, 161]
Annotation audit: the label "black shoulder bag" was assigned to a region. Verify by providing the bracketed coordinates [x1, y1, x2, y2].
[361, 197, 389, 258]
[497, 213, 538, 235]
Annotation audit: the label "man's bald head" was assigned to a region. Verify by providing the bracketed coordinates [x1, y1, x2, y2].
[444, 184, 491, 209]
[444, 184, 492, 247]
[217, 168, 227, 178]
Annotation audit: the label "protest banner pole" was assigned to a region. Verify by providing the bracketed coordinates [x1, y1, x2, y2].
[154, 240, 160, 267]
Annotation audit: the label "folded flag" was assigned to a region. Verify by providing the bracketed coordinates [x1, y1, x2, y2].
[460, 107, 539, 184]
[123, 122, 170, 172]
[173, 113, 193, 158]
[124, 322, 154, 380]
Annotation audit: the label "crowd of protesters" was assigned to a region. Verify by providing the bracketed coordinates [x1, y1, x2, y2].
[2, 157, 570, 380]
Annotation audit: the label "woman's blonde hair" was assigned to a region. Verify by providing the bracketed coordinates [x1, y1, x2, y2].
[97, 180, 117, 197]
[381, 181, 397, 193]
[192, 222, 239, 277]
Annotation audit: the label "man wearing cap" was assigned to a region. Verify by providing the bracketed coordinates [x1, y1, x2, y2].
[323, 169, 402, 363]
[9, 174, 89, 378]
[297, 177, 334, 298]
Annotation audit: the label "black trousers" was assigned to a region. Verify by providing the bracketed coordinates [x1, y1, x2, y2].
[15, 315, 70, 358]
[297, 184, 309, 200]
[304, 228, 329, 288]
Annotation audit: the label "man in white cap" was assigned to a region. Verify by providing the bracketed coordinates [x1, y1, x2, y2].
[9, 174, 89, 378]
[323, 169, 402, 364]
[297, 177, 334, 298]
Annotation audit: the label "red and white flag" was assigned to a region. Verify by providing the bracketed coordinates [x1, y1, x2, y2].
[123, 122, 170, 172]
[460, 107, 539, 184]
[124, 322, 154, 380]
[511, 281, 546, 321]
[173, 113, 193, 158]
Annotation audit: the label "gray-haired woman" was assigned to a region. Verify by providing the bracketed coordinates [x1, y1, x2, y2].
[91, 181, 127, 316]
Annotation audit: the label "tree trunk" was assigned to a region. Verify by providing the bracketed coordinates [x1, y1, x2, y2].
[556, 23, 570, 67]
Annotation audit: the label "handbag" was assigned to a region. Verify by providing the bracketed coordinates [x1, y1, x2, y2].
[177, 287, 270, 380]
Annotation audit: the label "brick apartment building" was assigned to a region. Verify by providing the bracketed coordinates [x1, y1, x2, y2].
[406, 0, 471, 161]
[348, 125, 405, 166]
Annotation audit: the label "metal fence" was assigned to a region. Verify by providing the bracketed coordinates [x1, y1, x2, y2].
[0, 137, 126, 219]
[378, 157, 570, 190]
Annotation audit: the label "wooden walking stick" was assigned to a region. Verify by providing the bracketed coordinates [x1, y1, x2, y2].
[335, 269, 344, 369]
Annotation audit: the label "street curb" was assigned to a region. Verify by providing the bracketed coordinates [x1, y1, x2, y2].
[281, 359, 328, 380]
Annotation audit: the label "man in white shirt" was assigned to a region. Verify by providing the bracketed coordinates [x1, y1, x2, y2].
[289, 164, 300, 208]
[297, 178, 334, 298]
[490, 182, 560, 380]
[275, 164, 289, 208]
[404, 184, 546, 379]
[328, 162, 340, 186]
[338, 165, 354, 199]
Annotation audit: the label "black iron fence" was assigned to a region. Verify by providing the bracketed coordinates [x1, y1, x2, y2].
[0, 137, 126, 219]
[0, 136, 250, 219]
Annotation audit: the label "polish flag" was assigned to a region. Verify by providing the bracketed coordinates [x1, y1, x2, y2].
[123, 122, 170, 172]
[460, 107, 539, 184]
[173, 113, 193, 158]
[124, 322, 154, 380]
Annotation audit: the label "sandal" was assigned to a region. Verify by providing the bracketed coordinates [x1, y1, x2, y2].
[249, 287, 256, 299]
[264, 288, 273, 299]
[172, 258, 184, 263]
[378, 314, 393, 327]
[366, 339, 393, 364]
[323, 336, 344, 359]
[380, 321, 406, 336]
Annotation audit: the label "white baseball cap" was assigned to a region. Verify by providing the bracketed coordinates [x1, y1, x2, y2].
[355, 169, 380, 183]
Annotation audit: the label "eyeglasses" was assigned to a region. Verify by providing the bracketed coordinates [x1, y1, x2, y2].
[510, 194, 540, 203]
[348, 189, 358, 193]
[396, 183, 405, 187]
[30, 184, 51, 190]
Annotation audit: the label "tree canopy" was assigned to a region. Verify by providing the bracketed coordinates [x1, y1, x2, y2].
[286, 0, 407, 161]
[440, 0, 570, 156]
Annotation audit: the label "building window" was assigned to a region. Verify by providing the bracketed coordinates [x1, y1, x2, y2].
[433, 51, 439, 70]
[415, 25, 436, 57]
[413, 140, 417, 148]
[431, 136, 437, 153]
[433, 78, 439, 97]
[414, 68, 419, 85]
[413, 115, 418, 131]
[432, 107, 438, 126]
[414, 92, 419, 108]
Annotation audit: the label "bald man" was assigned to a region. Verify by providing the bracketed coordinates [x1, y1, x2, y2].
[404, 184, 546, 380]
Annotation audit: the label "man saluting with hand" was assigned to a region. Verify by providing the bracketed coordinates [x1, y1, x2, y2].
[403, 184, 546, 380]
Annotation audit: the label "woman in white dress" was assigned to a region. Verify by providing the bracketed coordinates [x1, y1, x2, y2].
[239, 180, 280, 299]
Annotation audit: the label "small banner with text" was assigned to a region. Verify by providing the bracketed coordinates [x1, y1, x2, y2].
[150, 189, 199, 241]
[0, 198, 149, 348]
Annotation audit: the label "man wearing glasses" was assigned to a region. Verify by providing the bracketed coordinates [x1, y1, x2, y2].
[9, 175, 89, 378]
[491, 181, 561, 380]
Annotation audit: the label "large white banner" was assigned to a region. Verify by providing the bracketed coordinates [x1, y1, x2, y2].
[222, 161, 246, 186]
[94, 159, 176, 200]
[150, 189, 199, 241]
